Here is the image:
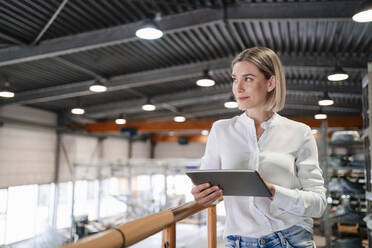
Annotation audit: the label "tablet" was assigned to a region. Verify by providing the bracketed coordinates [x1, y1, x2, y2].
[186, 169, 272, 197]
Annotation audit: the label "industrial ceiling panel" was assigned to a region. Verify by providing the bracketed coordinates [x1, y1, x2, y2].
[0, 0, 369, 125]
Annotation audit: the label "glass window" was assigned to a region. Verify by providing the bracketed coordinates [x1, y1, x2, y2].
[0, 188, 7, 245]
[35, 184, 54, 235]
[152, 174, 165, 205]
[56, 182, 73, 229]
[137, 175, 151, 192]
[100, 178, 126, 218]
[0, 189, 7, 214]
[74, 180, 99, 221]
[6, 185, 38, 244]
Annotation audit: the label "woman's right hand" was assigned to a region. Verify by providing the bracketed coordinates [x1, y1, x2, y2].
[191, 183, 223, 207]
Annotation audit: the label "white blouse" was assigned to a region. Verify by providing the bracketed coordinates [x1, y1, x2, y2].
[200, 112, 327, 238]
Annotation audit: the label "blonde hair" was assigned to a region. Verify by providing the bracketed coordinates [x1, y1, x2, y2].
[232, 47, 286, 112]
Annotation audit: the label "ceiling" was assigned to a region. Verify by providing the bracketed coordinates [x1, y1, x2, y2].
[0, 0, 370, 128]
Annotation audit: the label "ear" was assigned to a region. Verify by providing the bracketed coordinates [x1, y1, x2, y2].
[267, 76, 276, 93]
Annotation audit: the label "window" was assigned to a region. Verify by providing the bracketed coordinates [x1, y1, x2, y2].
[100, 178, 126, 218]
[6, 185, 38, 244]
[0, 188, 7, 245]
[74, 180, 99, 221]
[36, 184, 54, 235]
[56, 182, 73, 229]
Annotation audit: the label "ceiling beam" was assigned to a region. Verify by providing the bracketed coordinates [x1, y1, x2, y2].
[77, 119, 216, 132]
[0, 57, 231, 105]
[32, 0, 69, 45]
[151, 135, 208, 143]
[0, 56, 365, 106]
[83, 84, 361, 119]
[0, 1, 362, 67]
[74, 114, 363, 133]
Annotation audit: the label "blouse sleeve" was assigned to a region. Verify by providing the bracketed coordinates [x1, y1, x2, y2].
[270, 126, 327, 218]
[200, 123, 221, 170]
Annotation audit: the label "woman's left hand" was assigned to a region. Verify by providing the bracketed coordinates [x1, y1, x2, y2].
[264, 181, 276, 200]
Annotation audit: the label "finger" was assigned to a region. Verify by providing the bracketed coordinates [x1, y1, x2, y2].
[191, 187, 198, 194]
[191, 183, 210, 195]
[199, 186, 220, 198]
[197, 183, 211, 192]
[195, 186, 218, 201]
[199, 190, 223, 205]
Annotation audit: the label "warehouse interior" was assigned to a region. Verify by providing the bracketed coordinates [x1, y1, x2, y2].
[0, 0, 371, 247]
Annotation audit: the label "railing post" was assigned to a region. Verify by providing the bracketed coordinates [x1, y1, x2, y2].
[161, 224, 176, 248]
[207, 205, 217, 248]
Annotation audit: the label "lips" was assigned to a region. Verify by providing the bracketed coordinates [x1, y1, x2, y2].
[238, 96, 249, 101]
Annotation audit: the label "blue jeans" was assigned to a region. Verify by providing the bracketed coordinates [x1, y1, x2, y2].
[226, 225, 314, 248]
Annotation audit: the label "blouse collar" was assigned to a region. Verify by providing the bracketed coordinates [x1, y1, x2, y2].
[239, 112, 279, 130]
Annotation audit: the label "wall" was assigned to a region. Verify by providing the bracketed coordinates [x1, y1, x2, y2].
[0, 105, 57, 188]
[154, 142, 205, 159]
[132, 140, 151, 159]
[0, 105, 131, 186]
[0, 105, 206, 187]
[59, 136, 130, 182]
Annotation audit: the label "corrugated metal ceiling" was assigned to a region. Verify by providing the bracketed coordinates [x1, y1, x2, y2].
[0, 0, 370, 125]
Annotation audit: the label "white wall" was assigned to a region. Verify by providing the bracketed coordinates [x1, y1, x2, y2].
[102, 137, 129, 164]
[0, 105, 57, 188]
[154, 142, 206, 159]
[0, 105, 131, 186]
[132, 140, 151, 159]
[0, 105, 207, 187]
[58, 136, 130, 182]
[58, 134, 101, 182]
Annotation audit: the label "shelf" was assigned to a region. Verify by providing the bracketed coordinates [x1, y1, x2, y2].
[327, 215, 366, 225]
[328, 169, 365, 178]
[328, 140, 364, 148]
[329, 192, 366, 199]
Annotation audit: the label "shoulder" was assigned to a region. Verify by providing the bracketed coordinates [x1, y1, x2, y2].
[212, 115, 239, 130]
[276, 115, 311, 135]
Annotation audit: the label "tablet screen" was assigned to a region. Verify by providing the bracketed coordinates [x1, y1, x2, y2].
[186, 169, 272, 197]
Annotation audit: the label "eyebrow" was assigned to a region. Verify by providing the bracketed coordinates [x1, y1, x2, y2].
[231, 73, 257, 77]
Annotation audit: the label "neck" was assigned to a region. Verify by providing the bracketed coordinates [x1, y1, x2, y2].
[245, 108, 274, 126]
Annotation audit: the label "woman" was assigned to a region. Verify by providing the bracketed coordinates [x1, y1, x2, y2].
[191, 47, 326, 248]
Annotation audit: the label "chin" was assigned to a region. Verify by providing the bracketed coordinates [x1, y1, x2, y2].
[238, 103, 252, 110]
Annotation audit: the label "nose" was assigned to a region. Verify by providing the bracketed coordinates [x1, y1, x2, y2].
[236, 78, 245, 92]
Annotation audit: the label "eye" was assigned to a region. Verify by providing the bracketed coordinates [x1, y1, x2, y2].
[245, 76, 253, 82]
[232, 77, 237, 83]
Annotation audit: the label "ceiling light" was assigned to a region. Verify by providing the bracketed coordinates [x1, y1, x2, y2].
[115, 118, 126, 125]
[71, 107, 85, 115]
[0, 90, 14, 98]
[142, 103, 156, 111]
[196, 70, 215, 87]
[174, 116, 186, 122]
[0, 82, 15, 98]
[327, 65, 349, 81]
[136, 19, 163, 40]
[352, 1, 372, 23]
[201, 130, 209, 136]
[224, 96, 238, 108]
[314, 113, 327, 120]
[314, 107, 327, 120]
[314, 108, 328, 120]
[318, 92, 334, 106]
[89, 80, 107, 93]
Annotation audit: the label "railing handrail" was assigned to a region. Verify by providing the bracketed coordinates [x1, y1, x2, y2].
[61, 200, 218, 248]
